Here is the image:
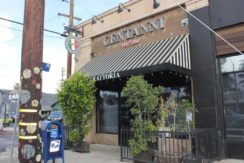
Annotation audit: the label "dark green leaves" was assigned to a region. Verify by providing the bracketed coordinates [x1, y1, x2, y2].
[57, 72, 96, 145]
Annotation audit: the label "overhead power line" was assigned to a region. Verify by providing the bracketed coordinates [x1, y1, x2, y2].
[45, 15, 59, 24]
[0, 24, 22, 32]
[0, 16, 65, 37]
[0, 17, 23, 25]
[0, 35, 22, 45]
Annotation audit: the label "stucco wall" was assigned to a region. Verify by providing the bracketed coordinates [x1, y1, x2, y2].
[75, 0, 194, 71]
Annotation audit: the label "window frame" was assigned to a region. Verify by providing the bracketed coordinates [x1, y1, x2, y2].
[219, 54, 244, 142]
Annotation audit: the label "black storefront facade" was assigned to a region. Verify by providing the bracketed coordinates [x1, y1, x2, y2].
[188, 0, 244, 159]
[77, 0, 244, 159]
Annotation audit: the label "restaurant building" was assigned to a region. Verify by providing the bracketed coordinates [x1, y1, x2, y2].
[75, 0, 244, 159]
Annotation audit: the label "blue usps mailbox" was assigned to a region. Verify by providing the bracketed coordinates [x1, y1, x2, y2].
[42, 120, 65, 163]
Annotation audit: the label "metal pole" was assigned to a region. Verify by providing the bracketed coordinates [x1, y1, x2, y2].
[4, 103, 6, 126]
[9, 91, 20, 163]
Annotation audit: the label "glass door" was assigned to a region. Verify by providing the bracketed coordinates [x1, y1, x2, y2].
[97, 91, 119, 134]
[220, 54, 244, 141]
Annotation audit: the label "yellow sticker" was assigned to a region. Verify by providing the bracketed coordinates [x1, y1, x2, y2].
[19, 109, 38, 113]
[19, 135, 37, 140]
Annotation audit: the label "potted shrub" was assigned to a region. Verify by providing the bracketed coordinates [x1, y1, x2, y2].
[163, 96, 197, 162]
[122, 76, 162, 162]
[57, 72, 96, 152]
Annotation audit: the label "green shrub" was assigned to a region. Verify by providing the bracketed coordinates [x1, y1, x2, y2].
[57, 72, 96, 145]
[122, 76, 162, 156]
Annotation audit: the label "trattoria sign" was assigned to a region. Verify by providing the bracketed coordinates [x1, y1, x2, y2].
[92, 72, 120, 81]
[103, 17, 164, 46]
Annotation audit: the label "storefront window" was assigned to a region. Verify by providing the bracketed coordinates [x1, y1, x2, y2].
[98, 91, 118, 134]
[220, 55, 244, 141]
[220, 54, 244, 73]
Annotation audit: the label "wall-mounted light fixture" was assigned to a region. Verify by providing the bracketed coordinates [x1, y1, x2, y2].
[153, 0, 160, 9]
[90, 52, 96, 58]
[74, 54, 79, 62]
[117, 3, 131, 13]
[91, 15, 104, 25]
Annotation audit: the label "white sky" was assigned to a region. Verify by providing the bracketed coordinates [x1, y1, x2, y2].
[0, 0, 127, 93]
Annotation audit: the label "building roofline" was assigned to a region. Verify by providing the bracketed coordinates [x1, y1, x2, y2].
[76, 0, 142, 29]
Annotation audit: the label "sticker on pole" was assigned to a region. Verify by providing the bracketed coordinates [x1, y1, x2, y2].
[65, 35, 80, 54]
[50, 140, 60, 152]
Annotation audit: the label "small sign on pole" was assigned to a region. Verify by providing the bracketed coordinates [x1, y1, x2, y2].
[42, 62, 51, 72]
[186, 111, 193, 122]
[65, 35, 80, 54]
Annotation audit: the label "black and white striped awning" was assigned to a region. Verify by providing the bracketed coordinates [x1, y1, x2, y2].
[80, 34, 191, 81]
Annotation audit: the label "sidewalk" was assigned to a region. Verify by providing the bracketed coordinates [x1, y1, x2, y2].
[0, 144, 132, 163]
[214, 159, 244, 163]
[1, 144, 243, 163]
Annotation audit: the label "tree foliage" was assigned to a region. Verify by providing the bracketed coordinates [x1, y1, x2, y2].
[57, 72, 96, 145]
[122, 76, 162, 156]
[176, 99, 196, 132]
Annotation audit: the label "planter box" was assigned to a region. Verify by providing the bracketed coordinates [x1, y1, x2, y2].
[133, 151, 155, 163]
[64, 140, 73, 149]
[72, 142, 90, 153]
[156, 155, 182, 163]
[133, 151, 182, 163]
[158, 137, 192, 156]
[182, 154, 202, 163]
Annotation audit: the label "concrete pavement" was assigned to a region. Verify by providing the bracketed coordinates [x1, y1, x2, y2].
[214, 160, 244, 163]
[0, 144, 132, 163]
[0, 144, 243, 163]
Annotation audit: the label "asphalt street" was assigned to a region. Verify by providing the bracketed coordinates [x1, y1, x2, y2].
[0, 124, 18, 154]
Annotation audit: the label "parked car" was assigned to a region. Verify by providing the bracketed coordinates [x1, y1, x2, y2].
[0, 115, 12, 126]
[9, 113, 17, 123]
[0, 120, 3, 130]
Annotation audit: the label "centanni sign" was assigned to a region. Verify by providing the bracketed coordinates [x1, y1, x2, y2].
[92, 72, 120, 81]
[103, 17, 164, 46]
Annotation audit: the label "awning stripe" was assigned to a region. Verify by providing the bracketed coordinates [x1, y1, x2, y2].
[80, 34, 191, 79]
[129, 41, 162, 70]
[150, 37, 178, 66]
[118, 42, 155, 71]
[158, 35, 185, 65]
[98, 50, 124, 75]
[104, 46, 138, 74]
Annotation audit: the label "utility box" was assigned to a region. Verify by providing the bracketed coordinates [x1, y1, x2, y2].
[42, 120, 65, 163]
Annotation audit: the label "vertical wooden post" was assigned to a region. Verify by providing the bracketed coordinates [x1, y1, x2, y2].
[67, 0, 74, 78]
[19, 0, 45, 162]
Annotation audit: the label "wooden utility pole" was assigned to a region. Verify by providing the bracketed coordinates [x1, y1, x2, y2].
[59, 0, 81, 78]
[19, 0, 44, 162]
[61, 67, 65, 82]
[67, 0, 74, 78]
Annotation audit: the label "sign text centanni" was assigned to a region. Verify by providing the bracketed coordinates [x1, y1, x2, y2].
[103, 17, 164, 46]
